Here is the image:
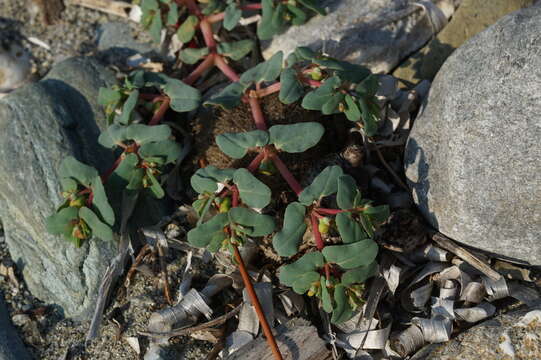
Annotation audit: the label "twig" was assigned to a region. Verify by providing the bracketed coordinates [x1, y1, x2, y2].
[125, 244, 151, 287]
[68, 0, 132, 18]
[157, 240, 173, 305]
[371, 140, 409, 191]
[139, 304, 242, 338]
[431, 232, 501, 281]
[86, 191, 139, 343]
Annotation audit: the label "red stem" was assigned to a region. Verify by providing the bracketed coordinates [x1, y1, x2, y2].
[149, 97, 171, 126]
[232, 245, 284, 360]
[247, 97, 267, 131]
[178, 0, 201, 16]
[270, 154, 303, 196]
[247, 151, 265, 173]
[324, 263, 331, 281]
[315, 208, 347, 215]
[214, 55, 241, 82]
[200, 19, 216, 50]
[253, 82, 281, 98]
[183, 53, 216, 85]
[310, 212, 325, 251]
[86, 191, 94, 207]
[100, 155, 123, 183]
[231, 186, 240, 207]
[301, 78, 322, 87]
[242, 3, 262, 10]
[206, 3, 263, 24]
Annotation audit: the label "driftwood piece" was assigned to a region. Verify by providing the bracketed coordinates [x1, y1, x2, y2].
[431, 232, 501, 281]
[226, 319, 332, 360]
[68, 0, 132, 18]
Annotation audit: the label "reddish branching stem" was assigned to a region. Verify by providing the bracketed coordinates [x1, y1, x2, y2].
[232, 245, 284, 360]
[310, 212, 325, 251]
[252, 82, 281, 98]
[183, 53, 216, 85]
[315, 208, 347, 216]
[269, 154, 303, 195]
[100, 155, 124, 183]
[149, 97, 171, 126]
[247, 97, 268, 131]
[214, 55, 241, 82]
[247, 151, 266, 173]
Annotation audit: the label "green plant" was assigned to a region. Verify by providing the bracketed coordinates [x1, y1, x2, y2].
[47, 1, 389, 357]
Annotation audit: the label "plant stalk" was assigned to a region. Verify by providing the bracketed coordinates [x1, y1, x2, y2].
[149, 97, 171, 125]
[232, 245, 284, 360]
[269, 154, 303, 195]
[183, 53, 216, 85]
[214, 55, 241, 82]
[316, 208, 347, 215]
[310, 212, 325, 250]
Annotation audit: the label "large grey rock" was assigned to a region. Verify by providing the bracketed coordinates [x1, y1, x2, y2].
[0, 57, 117, 319]
[418, 307, 541, 359]
[0, 293, 33, 360]
[404, 6, 541, 264]
[262, 0, 458, 73]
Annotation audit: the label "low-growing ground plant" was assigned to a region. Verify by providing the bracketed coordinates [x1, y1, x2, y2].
[46, 1, 389, 358]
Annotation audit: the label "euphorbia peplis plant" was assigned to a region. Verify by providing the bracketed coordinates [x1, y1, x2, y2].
[47, 0, 390, 357]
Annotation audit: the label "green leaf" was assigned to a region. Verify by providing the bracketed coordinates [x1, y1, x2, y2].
[240, 51, 283, 85]
[344, 95, 361, 122]
[272, 202, 307, 257]
[113, 153, 140, 183]
[286, 4, 307, 25]
[46, 207, 79, 235]
[191, 166, 235, 194]
[358, 98, 379, 137]
[322, 239, 378, 269]
[162, 78, 201, 112]
[218, 40, 254, 61]
[177, 15, 198, 43]
[179, 47, 209, 64]
[224, 3, 242, 30]
[233, 169, 271, 209]
[269, 122, 324, 153]
[341, 262, 378, 286]
[146, 169, 165, 198]
[166, 2, 179, 26]
[295, 46, 317, 61]
[60, 157, 99, 187]
[205, 82, 246, 109]
[98, 87, 121, 107]
[337, 175, 361, 210]
[356, 74, 379, 97]
[149, 11, 163, 43]
[322, 92, 345, 115]
[364, 205, 390, 226]
[208, 232, 227, 252]
[60, 178, 78, 192]
[298, 165, 343, 205]
[257, 0, 280, 40]
[331, 284, 354, 324]
[126, 168, 144, 190]
[187, 213, 229, 248]
[91, 176, 115, 226]
[216, 130, 269, 159]
[116, 90, 139, 125]
[321, 276, 333, 313]
[279, 67, 304, 104]
[139, 139, 182, 164]
[335, 212, 367, 244]
[297, 0, 326, 15]
[301, 76, 341, 111]
[278, 252, 324, 294]
[126, 124, 171, 144]
[99, 124, 127, 148]
[228, 207, 275, 237]
[141, 0, 159, 11]
[79, 207, 113, 241]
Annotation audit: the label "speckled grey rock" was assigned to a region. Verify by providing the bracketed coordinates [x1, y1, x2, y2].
[97, 21, 160, 60]
[404, 6, 541, 264]
[0, 293, 32, 360]
[417, 307, 541, 359]
[262, 0, 458, 73]
[0, 57, 117, 319]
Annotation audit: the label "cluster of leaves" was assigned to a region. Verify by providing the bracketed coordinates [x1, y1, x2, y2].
[46, 157, 115, 246]
[47, 71, 201, 245]
[139, 0, 325, 44]
[274, 166, 388, 323]
[187, 50, 389, 323]
[208, 48, 383, 136]
[258, 0, 325, 40]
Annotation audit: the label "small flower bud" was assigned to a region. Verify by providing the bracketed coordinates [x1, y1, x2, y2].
[318, 217, 331, 234]
[219, 197, 231, 213]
